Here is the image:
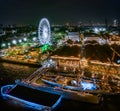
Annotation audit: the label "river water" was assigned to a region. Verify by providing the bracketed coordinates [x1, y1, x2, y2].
[0, 62, 120, 111]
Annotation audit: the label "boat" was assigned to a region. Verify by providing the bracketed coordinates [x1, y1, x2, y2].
[41, 78, 99, 91]
[39, 79, 101, 104]
[22, 67, 101, 104]
[21, 79, 101, 104]
[1, 81, 62, 111]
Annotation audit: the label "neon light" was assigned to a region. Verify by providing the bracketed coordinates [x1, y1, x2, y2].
[52, 96, 62, 109]
[6, 94, 51, 111]
[1, 85, 16, 95]
[1, 85, 51, 110]
[1, 84, 61, 111]
[41, 44, 50, 53]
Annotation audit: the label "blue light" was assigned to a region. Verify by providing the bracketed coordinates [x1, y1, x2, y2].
[1, 85, 16, 96]
[6, 94, 51, 111]
[52, 96, 62, 110]
[80, 81, 97, 90]
[117, 60, 120, 64]
[1, 85, 51, 110]
[1, 84, 62, 111]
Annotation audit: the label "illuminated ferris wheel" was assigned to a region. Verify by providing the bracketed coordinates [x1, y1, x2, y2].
[38, 18, 51, 45]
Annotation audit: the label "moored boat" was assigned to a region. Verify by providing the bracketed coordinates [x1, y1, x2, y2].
[1, 82, 62, 111]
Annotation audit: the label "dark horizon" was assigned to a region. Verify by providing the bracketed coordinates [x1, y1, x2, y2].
[0, 0, 120, 25]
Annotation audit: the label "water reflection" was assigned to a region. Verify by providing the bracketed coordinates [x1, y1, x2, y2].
[0, 62, 120, 111]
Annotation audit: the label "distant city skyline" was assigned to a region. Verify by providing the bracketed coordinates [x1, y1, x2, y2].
[0, 0, 120, 25]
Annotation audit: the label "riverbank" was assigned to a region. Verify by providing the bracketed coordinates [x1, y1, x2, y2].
[0, 57, 41, 68]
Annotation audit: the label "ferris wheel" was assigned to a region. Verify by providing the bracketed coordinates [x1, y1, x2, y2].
[38, 18, 51, 45]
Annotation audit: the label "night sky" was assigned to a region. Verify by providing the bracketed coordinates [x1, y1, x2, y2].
[0, 0, 120, 24]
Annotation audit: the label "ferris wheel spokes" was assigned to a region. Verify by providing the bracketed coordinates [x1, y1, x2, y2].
[38, 18, 51, 45]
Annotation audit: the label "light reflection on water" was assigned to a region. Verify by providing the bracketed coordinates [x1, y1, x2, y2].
[0, 62, 38, 111]
[0, 62, 120, 111]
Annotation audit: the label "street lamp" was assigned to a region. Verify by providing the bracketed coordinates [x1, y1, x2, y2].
[7, 43, 11, 48]
[23, 37, 27, 42]
[12, 40, 17, 45]
[18, 39, 22, 43]
[1, 43, 6, 47]
[8, 43, 11, 46]
[33, 37, 37, 41]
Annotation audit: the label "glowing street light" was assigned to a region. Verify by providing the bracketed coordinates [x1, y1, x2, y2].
[8, 43, 11, 46]
[33, 37, 37, 41]
[18, 39, 22, 43]
[1, 43, 6, 47]
[12, 40, 17, 45]
[23, 37, 27, 42]
[94, 27, 99, 33]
